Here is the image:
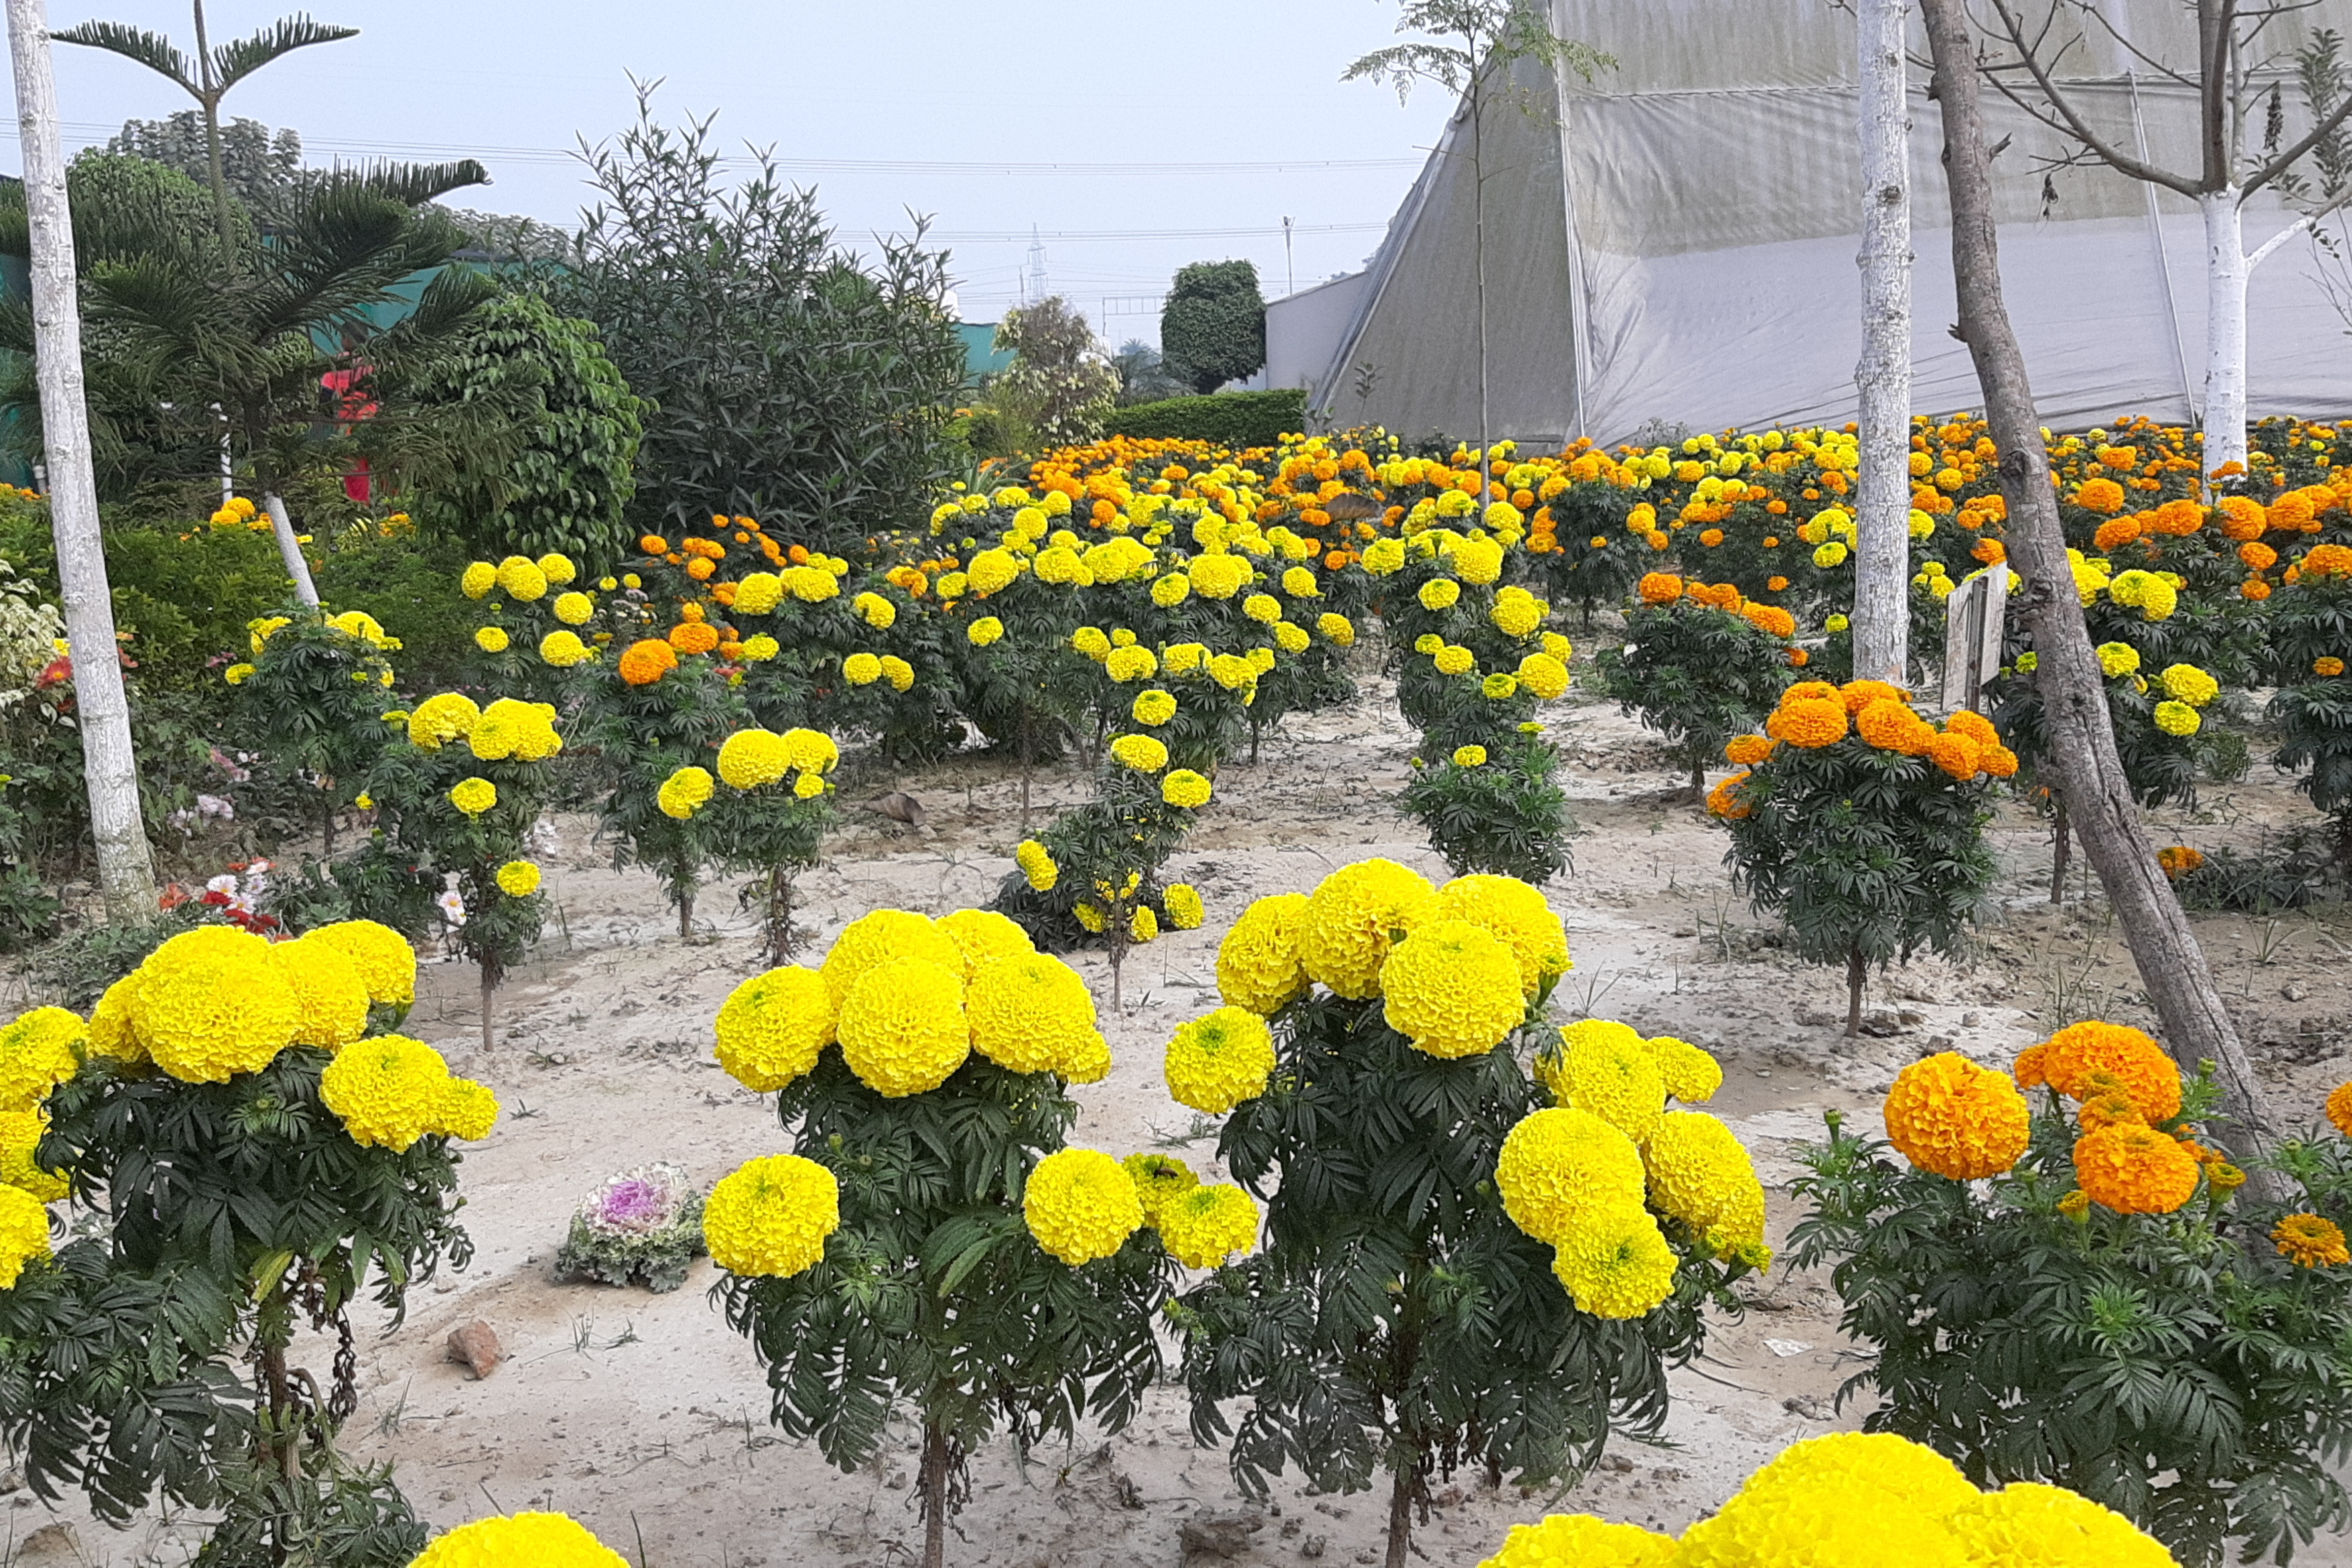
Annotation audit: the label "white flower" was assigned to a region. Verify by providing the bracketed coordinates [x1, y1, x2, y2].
[205, 874, 238, 896]
[435, 889, 468, 927]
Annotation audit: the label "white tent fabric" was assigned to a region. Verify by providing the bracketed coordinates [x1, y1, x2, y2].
[1268, 0, 2352, 446]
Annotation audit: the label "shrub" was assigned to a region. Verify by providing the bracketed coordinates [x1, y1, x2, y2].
[1174, 863, 1764, 1568]
[230, 608, 404, 856]
[1714, 681, 2007, 1033]
[1596, 574, 1797, 794]
[707, 908, 1167, 1568]
[2266, 543, 2352, 868]
[1103, 389, 1306, 450]
[1400, 728, 1572, 883]
[1793, 1033, 2352, 1567]
[1158, 260, 1266, 395]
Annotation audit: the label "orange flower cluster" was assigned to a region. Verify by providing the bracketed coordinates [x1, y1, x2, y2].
[2015, 1020, 2183, 1122]
[1751, 682, 2018, 780]
[2073, 1122, 2201, 1214]
[2156, 845, 2204, 879]
[1883, 1052, 2030, 1180]
[2327, 1078, 2352, 1138]
[618, 639, 678, 687]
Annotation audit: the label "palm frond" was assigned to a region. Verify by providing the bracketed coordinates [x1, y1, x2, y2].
[50, 22, 197, 97]
[337, 160, 491, 209]
[208, 15, 359, 93]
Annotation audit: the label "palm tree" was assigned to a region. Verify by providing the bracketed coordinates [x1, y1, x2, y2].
[53, 3, 356, 265]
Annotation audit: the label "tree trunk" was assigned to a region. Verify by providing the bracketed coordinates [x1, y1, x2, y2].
[677, 882, 695, 940]
[2197, 187, 2250, 479]
[1384, 1460, 1416, 1568]
[479, 962, 496, 1055]
[261, 491, 321, 606]
[1846, 945, 1866, 1038]
[919, 1419, 949, 1568]
[8, 0, 159, 924]
[1921, 0, 2273, 1141]
[1853, 0, 1915, 686]
[765, 864, 796, 966]
[1472, 66, 1490, 469]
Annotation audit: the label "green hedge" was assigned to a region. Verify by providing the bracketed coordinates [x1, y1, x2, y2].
[1102, 389, 1307, 451]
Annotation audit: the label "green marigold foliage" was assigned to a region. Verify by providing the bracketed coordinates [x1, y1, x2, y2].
[408, 292, 644, 571]
[1597, 601, 1791, 792]
[1791, 1081, 2352, 1568]
[2266, 558, 2352, 860]
[1401, 729, 1571, 883]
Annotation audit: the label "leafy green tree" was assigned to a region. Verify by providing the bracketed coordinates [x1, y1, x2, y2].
[1159, 260, 1265, 395]
[552, 87, 966, 554]
[103, 109, 303, 221]
[983, 296, 1118, 451]
[402, 291, 645, 570]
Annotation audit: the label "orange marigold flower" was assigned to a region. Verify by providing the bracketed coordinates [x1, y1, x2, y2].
[618, 639, 677, 686]
[2318, 656, 2348, 677]
[2032, 1021, 2182, 1121]
[669, 621, 721, 655]
[2072, 477, 2127, 514]
[2238, 541, 2278, 571]
[1637, 572, 1685, 605]
[2217, 494, 2267, 537]
[1767, 574, 1790, 590]
[2242, 578, 2273, 601]
[1883, 1052, 2030, 1179]
[1788, 647, 1810, 667]
[1767, 696, 1849, 749]
[2073, 1123, 2200, 1214]
[1980, 743, 2019, 777]
[1838, 679, 1907, 714]
[1701, 528, 1725, 547]
[1785, 681, 1840, 704]
[2300, 543, 2352, 578]
[2326, 1078, 2352, 1137]
[686, 556, 717, 581]
[2076, 1090, 2145, 1133]
[2092, 517, 2142, 553]
[1855, 698, 1934, 754]
[2154, 498, 2207, 535]
[1724, 733, 1775, 766]
[2274, 1212, 2351, 1269]
[1927, 731, 1982, 780]
[1972, 538, 2007, 565]
[1705, 772, 1753, 819]
[2156, 845, 2204, 878]
[638, 534, 668, 555]
[2013, 1043, 2049, 1090]
[1945, 709, 1999, 747]
[1742, 603, 1797, 639]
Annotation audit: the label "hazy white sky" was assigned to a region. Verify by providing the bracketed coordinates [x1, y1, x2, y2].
[8, 0, 1459, 340]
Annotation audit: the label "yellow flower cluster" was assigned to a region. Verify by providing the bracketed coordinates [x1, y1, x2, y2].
[657, 765, 714, 820]
[0, 1108, 66, 1202]
[0, 1185, 52, 1289]
[449, 777, 497, 817]
[273, 933, 371, 1047]
[466, 698, 562, 762]
[319, 1034, 498, 1151]
[1024, 1147, 1144, 1265]
[1299, 858, 1438, 1000]
[1163, 1006, 1277, 1113]
[0, 1007, 85, 1111]
[1122, 1152, 1198, 1224]
[968, 952, 1101, 1075]
[704, 1153, 840, 1278]
[1155, 1180, 1260, 1269]
[714, 966, 836, 1091]
[495, 860, 541, 898]
[1380, 919, 1525, 1058]
[1016, 839, 1059, 892]
[408, 1511, 631, 1568]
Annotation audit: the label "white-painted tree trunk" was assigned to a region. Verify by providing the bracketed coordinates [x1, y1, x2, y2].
[2199, 188, 2250, 480]
[262, 490, 321, 605]
[7, 0, 157, 921]
[1852, 0, 1914, 686]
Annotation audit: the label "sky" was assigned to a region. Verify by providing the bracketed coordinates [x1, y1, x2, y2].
[5, 0, 1460, 345]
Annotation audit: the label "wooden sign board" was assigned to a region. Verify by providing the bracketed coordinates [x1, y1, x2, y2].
[1941, 567, 2009, 715]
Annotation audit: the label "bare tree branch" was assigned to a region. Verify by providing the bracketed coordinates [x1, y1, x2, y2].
[1983, 0, 2204, 193]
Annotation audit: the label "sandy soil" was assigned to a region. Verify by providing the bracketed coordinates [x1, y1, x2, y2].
[8, 673, 2351, 1568]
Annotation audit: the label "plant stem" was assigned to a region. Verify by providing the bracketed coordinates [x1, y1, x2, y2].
[1384, 1459, 1415, 1568]
[1846, 945, 1866, 1038]
[2050, 792, 2070, 905]
[479, 962, 495, 1054]
[920, 1418, 949, 1568]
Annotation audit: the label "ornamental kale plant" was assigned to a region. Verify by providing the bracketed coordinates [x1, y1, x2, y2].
[1794, 1031, 2352, 1568]
[1171, 861, 1763, 1568]
[702, 907, 1172, 1568]
[555, 1162, 706, 1293]
[1714, 680, 2005, 1035]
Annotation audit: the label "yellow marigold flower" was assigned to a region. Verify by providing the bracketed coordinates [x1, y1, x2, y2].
[1381, 919, 1524, 1059]
[842, 651, 882, 686]
[1025, 1147, 1144, 1266]
[1243, 592, 1282, 624]
[1208, 652, 1256, 691]
[1216, 892, 1311, 1014]
[1516, 652, 1570, 700]
[935, 908, 1034, 981]
[655, 766, 710, 820]
[1883, 1052, 2030, 1180]
[717, 728, 792, 791]
[819, 910, 963, 1012]
[1434, 643, 1477, 677]
[0, 1107, 64, 1203]
[1105, 644, 1158, 683]
[407, 692, 481, 750]
[495, 555, 548, 601]
[1015, 839, 1059, 892]
[459, 561, 498, 599]
[1452, 744, 1487, 766]
[1282, 565, 1319, 597]
[1495, 1106, 1646, 1244]
[782, 728, 838, 775]
[1111, 733, 1169, 772]
[1162, 769, 1212, 808]
[1551, 1207, 1678, 1319]
[0, 1008, 84, 1112]
[444, 777, 494, 817]
[1162, 883, 1205, 930]
[1123, 1152, 1198, 1226]
[539, 629, 592, 666]
[969, 952, 1098, 1074]
[784, 564, 841, 603]
[1129, 904, 1159, 943]
[878, 654, 915, 692]
[1491, 590, 1545, 639]
[1675, 1432, 1979, 1568]
[0, 1185, 51, 1290]
[1165, 1006, 1276, 1113]
[537, 552, 577, 586]
[1299, 858, 1436, 1000]
[837, 957, 969, 1097]
[1317, 612, 1355, 647]
[1151, 572, 1193, 607]
[549, 590, 593, 626]
[1476, 1514, 1677, 1568]
[2276, 1212, 2351, 1268]
[1945, 1481, 2178, 1568]
[306, 920, 415, 1007]
[2152, 696, 2203, 740]
[1642, 1110, 1763, 1232]
[1453, 534, 1505, 584]
[2028, 1020, 2181, 1121]
[321, 1034, 456, 1151]
[223, 661, 256, 685]
[474, 625, 510, 653]
[1645, 1035, 1723, 1103]
[2209, 1162, 2248, 1194]
[1541, 631, 1572, 662]
[1133, 688, 1178, 726]
[705, 1153, 839, 1278]
[130, 928, 299, 1084]
[273, 935, 370, 1048]
[714, 965, 834, 1092]
[1481, 672, 1519, 700]
[2095, 641, 2141, 678]
[1413, 632, 1443, 656]
[1552, 1019, 1666, 1143]
[1419, 577, 1463, 611]
[1157, 1181, 1259, 1269]
[1189, 553, 1251, 599]
[86, 974, 144, 1063]
[433, 1077, 498, 1141]
[2073, 1123, 2199, 1214]
[967, 615, 1005, 646]
[1362, 536, 1406, 576]
[854, 590, 896, 629]
[1432, 874, 1569, 996]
